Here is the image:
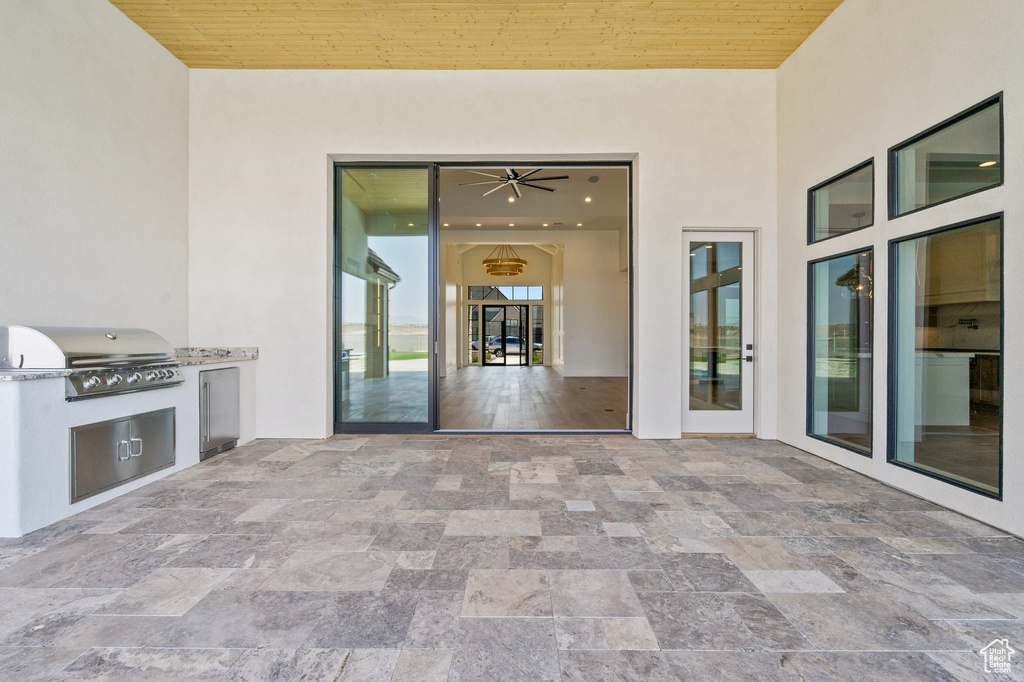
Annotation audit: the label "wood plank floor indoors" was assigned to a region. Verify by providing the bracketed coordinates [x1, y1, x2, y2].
[440, 366, 628, 430]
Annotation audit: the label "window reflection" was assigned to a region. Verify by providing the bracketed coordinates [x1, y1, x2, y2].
[689, 241, 742, 411]
[891, 217, 1001, 495]
[335, 168, 429, 425]
[809, 162, 873, 242]
[809, 250, 872, 453]
[892, 99, 1002, 216]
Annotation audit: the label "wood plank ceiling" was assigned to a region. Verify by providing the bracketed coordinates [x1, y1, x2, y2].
[109, 1, 845, 70]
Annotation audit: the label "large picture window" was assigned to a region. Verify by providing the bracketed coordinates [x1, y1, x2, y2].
[889, 95, 1002, 218]
[889, 215, 1002, 497]
[808, 161, 873, 243]
[808, 249, 873, 454]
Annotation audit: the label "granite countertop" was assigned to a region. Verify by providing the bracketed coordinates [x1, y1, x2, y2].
[174, 347, 259, 366]
[0, 369, 72, 381]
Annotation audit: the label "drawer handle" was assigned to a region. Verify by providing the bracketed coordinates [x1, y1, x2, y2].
[116, 440, 130, 461]
[129, 438, 143, 458]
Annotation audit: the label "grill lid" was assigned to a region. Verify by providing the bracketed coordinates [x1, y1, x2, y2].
[0, 326, 176, 371]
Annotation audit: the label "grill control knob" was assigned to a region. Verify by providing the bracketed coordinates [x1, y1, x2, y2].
[162, 369, 174, 379]
[83, 376, 102, 389]
[146, 371, 159, 381]
[126, 372, 142, 384]
[105, 375, 123, 387]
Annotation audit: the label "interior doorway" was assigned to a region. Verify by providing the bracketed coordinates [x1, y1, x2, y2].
[437, 164, 632, 431]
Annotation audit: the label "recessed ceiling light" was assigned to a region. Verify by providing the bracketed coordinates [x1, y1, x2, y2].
[408, 223, 414, 227]
[588, 175, 600, 183]
[476, 223, 482, 227]
[542, 223, 549, 227]
[979, 160, 998, 167]
[508, 197, 515, 203]
[509, 223, 515, 227]
[577, 223, 583, 227]
[443, 223, 449, 227]
[690, 253, 696, 257]
[706, 244, 713, 249]
[585, 197, 592, 202]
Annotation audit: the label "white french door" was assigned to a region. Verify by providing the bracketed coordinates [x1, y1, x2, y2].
[681, 231, 755, 434]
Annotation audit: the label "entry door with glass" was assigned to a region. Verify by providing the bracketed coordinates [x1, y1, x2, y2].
[483, 305, 527, 366]
[682, 232, 755, 434]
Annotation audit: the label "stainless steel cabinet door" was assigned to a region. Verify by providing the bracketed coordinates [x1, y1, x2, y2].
[130, 408, 176, 478]
[71, 418, 132, 502]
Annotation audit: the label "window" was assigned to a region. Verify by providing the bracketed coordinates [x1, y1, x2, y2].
[468, 285, 543, 301]
[807, 249, 873, 454]
[808, 161, 873, 243]
[889, 215, 1002, 497]
[890, 95, 1002, 217]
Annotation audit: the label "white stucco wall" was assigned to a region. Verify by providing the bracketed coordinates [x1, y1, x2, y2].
[187, 69, 779, 439]
[777, 0, 1024, 535]
[0, 0, 190, 346]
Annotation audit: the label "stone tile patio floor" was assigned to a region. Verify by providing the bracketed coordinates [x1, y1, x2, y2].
[1, 435, 1023, 680]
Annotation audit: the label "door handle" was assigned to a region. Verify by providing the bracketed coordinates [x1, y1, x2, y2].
[203, 378, 214, 438]
[129, 437, 143, 458]
[116, 440, 131, 461]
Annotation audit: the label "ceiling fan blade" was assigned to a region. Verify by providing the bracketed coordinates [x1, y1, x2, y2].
[465, 170, 504, 179]
[517, 168, 543, 180]
[523, 175, 569, 182]
[505, 168, 515, 180]
[482, 183, 507, 196]
[459, 180, 503, 186]
[512, 183, 522, 198]
[519, 183, 556, 192]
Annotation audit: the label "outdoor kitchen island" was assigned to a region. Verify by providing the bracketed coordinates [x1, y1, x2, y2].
[0, 346, 257, 538]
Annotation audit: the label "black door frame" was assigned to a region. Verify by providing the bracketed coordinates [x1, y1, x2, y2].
[483, 304, 528, 367]
[333, 159, 634, 434]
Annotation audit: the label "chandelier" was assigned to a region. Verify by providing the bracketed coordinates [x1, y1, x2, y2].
[482, 244, 527, 277]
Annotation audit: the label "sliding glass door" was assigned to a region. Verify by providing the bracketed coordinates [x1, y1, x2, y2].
[334, 166, 433, 432]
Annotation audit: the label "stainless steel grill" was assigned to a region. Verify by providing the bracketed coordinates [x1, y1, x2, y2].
[0, 326, 184, 400]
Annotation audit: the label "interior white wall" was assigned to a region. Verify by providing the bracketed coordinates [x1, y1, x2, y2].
[0, 0, 190, 346]
[188, 69, 778, 438]
[777, 0, 1024, 535]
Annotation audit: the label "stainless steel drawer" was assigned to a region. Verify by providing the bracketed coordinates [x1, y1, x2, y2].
[70, 408, 176, 503]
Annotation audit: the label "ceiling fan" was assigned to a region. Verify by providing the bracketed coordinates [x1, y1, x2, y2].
[460, 168, 569, 198]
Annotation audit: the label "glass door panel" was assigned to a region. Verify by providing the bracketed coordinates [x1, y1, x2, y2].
[335, 167, 430, 429]
[468, 305, 480, 365]
[483, 306, 506, 365]
[507, 305, 527, 367]
[682, 232, 755, 434]
[532, 305, 544, 365]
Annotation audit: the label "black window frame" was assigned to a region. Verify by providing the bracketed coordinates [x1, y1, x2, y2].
[806, 245, 874, 457]
[807, 159, 875, 245]
[886, 212, 1004, 499]
[887, 93, 1004, 220]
